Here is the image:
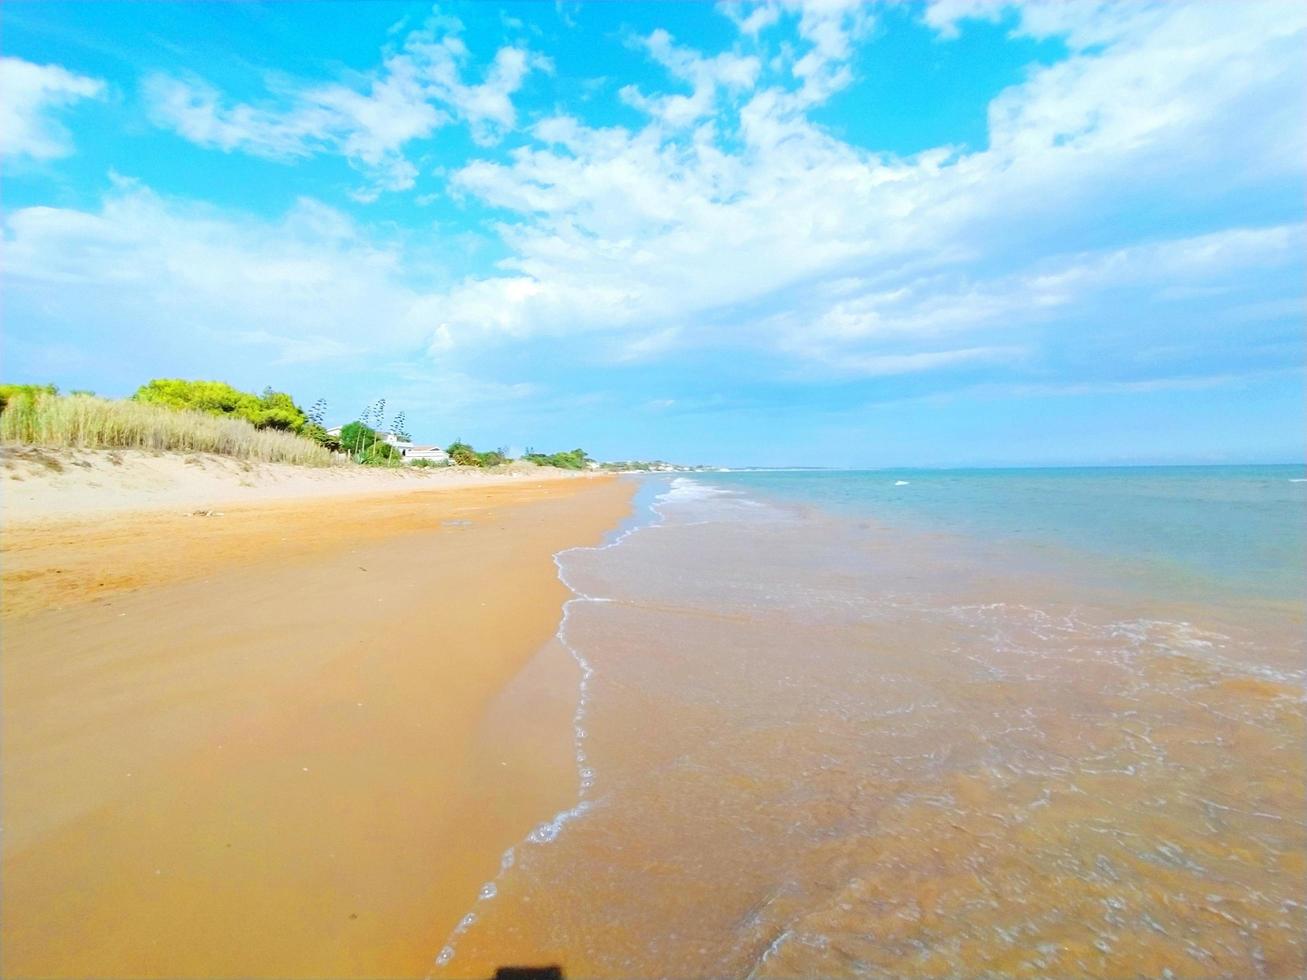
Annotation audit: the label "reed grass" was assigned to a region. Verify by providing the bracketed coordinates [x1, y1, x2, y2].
[0, 392, 337, 467]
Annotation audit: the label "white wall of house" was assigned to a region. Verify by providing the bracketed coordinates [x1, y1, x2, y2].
[404, 446, 449, 464]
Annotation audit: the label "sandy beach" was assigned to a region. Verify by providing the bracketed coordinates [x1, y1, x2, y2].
[5, 2, 1300, 974]
[1, 452, 634, 978]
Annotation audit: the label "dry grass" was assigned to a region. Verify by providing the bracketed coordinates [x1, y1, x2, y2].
[0, 392, 336, 467]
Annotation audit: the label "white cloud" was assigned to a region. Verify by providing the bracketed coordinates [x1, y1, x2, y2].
[828, 345, 1025, 378]
[723, 2, 782, 37]
[721, 0, 872, 103]
[791, 225, 1304, 347]
[6, 1, 1303, 402]
[0, 57, 105, 161]
[143, 75, 342, 159]
[419, 0, 1303, 385]
[3, 183, 427, 362]
[145, 16, 547, 198]
[619, 29, 761, 128]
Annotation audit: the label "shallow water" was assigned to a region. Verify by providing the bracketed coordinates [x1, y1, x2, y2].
[707, 466, 1307, 604]
[433, 472, 1306, 978]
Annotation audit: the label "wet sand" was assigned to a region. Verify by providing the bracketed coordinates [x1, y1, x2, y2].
[432, 485, 1306, 979]
[1, 474, 633, 977]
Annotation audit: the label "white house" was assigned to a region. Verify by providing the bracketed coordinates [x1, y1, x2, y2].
[403, 444, 450, 464]
[326, 426, 448, 465]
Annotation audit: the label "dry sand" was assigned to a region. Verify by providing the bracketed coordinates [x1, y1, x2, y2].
[0, 450, 634, 977]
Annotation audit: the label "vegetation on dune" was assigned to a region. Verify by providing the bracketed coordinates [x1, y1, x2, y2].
[0, 390, 336, 466]
[134, 379, 309, 431]
[2, 378, 599, 471]
[446, 440, 482, 467]
[523, 447, 591, 470]
[443, 443, 593, 470]
[133, 378, 345, 452]
[0, 383, 59, 413]
[445, 440, 513, 468]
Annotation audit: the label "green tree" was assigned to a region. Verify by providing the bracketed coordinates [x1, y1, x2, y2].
[247, 389, 307, 431]
[135, 379, 257, 417]
[339, 420, 375, 459]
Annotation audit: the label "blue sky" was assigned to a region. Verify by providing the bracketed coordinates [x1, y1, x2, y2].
[3, 0, 1303, 466]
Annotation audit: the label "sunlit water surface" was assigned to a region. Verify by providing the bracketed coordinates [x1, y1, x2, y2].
[434, 469, 1305, 978]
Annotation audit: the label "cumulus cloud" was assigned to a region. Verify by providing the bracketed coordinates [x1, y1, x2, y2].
[8, 0, 1304, 400]
[0, 57, 105, 160]
[3, 183, 427, 362]
[145, 15, 548, 198]
[421, 0, 1304, 386]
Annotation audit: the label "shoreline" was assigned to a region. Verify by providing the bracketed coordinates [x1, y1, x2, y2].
[433, 484, 666, 971]
[425, 471, 1307, 978]
[0, 461, 636, 977]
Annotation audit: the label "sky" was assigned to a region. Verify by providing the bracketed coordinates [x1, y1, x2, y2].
[2, 0, 1304, 467]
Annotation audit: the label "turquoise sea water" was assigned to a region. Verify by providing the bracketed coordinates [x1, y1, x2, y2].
[706, 465, 1306, 604]
[435, 466, 1306, 977]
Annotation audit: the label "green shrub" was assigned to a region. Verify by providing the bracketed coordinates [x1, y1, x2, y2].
[133, 379, 310, 432]
[302, 423, 340, 452]
[410, 457, 446, 469]
[444, 441, 516, 468]
[360, 440, 400, 466]
[523, 447, 590, 470]
[447, 441, 481, 466]
[339, 420, 372, 457]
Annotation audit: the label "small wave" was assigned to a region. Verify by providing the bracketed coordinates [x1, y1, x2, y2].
[1290, 478, 1306, 483]
[659, 477, 737, 502]
[894, 480, 910, 486]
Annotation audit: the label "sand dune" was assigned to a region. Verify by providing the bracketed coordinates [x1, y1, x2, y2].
[1, 446, 592, 523]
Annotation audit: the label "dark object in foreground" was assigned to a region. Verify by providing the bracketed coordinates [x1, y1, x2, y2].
[494, 969, 563, 980]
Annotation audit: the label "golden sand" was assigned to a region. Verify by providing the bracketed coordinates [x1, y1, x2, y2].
[1, 475, 633, 978]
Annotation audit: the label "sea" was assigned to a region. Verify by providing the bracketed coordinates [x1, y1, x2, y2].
[434, 466, 1306, 978]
